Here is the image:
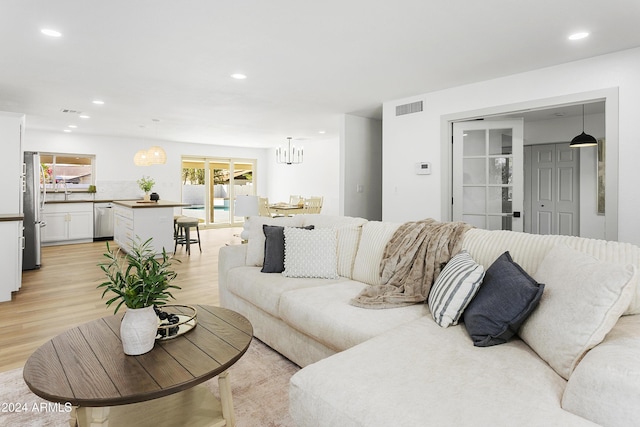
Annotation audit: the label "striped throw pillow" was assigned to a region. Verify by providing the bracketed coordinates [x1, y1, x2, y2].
[428, 250, 485, 328]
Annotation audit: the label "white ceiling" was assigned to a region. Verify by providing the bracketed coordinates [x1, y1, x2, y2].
[1, 1, 639, 148]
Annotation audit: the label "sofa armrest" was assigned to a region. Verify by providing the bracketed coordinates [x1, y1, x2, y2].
[218, 244, 248, 290]
[562, 314, 640, 427]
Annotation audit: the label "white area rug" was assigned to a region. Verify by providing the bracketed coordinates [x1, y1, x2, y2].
[0, 339, 298, 427]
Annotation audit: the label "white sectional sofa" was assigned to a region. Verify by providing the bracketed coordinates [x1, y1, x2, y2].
[218, 214, 640, 427]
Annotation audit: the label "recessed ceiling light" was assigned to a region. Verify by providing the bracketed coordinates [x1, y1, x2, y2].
[63, 129, 72, 133]
[92, 100, 104, 105]
[568, 32, 589, 41]
[231, 73, 247, 80]
[41, 29, 62, 37]
[79, 115, 90, 119]
[318, 130, 326, 134]
[68, 125, 77, 128]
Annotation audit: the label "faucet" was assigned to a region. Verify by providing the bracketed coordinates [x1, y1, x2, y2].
[63, 179, 70, 201]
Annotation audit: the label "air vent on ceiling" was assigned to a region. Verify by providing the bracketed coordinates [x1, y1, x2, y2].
[396, 101, 423, 116]
[60, 109, 81, 114]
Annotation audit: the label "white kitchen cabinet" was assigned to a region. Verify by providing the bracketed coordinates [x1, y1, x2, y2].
[42, 202, 94, 245]
[113, 201, 183, 255]
[0, 219, 23, 302]
[0, 112, 25, 216]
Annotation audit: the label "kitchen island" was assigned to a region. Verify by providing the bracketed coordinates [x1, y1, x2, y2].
[113, 200, 187, 255]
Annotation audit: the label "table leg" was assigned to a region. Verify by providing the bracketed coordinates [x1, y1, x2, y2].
[69, 406, 78, 427]
[75, 406, 110, 427]
[218, 371, 235, 427]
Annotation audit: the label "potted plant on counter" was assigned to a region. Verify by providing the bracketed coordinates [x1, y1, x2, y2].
[137, 175, 155, 201]
[98, 237, 181, 355]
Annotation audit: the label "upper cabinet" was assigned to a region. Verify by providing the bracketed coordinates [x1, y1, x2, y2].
[0, 111, 25, 215]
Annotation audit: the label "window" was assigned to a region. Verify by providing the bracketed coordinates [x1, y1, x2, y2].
[41, 153, 95, 192]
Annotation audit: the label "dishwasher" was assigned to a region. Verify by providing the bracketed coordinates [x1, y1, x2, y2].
[94, 202, 114, 241]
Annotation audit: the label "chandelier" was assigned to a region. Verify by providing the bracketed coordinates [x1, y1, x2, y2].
[276, 137, 303, 165]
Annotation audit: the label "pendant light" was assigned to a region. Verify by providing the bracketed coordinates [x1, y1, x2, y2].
[570, 105, 598, 148]
[276, 137, 303, 164]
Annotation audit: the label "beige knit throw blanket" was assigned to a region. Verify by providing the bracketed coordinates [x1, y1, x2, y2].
[350, 219, 472, 309]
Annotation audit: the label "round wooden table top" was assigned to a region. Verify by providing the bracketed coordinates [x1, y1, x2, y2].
[23, 305, 253, 407]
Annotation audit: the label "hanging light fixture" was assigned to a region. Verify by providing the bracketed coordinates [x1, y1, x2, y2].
[276, 137, 303, 165]
[147, 146, 167, 165]
[570, 104, 598, 148]
[133, 149, 150, 166]
[133, 119, 167, 165]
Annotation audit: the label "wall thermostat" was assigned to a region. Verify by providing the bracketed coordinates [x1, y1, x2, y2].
[415, 162, 432, 175]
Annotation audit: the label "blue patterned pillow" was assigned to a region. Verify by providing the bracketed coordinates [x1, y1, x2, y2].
[428, 250, 485, 327]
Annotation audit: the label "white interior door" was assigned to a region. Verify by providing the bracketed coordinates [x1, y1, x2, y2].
[453, 119, 524, 232]
[530, 143, 579, 236]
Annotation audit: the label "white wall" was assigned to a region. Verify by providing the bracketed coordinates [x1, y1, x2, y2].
[264, 136, 340, 215]
[383, 47, 640, 245]
[340, 114, 382, 220]
[24, 129, 270, 203]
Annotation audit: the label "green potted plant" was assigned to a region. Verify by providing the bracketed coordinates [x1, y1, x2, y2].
[137, 175, 155, 201]
[98, 237, 181, 355]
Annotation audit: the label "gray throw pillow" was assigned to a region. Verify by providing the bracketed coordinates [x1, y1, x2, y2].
[261, 225, 314, 273]
[463, 251, 544, 347]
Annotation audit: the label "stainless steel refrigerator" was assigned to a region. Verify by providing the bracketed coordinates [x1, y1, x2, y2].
[23, 151, 46, 270]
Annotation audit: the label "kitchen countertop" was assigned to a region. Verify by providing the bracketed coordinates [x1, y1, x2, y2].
[113, 200, 188, 209]
[0, 213, 24, 222]
[46, 199, 111, 204]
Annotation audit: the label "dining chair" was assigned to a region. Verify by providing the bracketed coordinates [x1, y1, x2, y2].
[304, 196, 323, 214]
[258, 197, 273, 217]
[289, 195, 304, 207]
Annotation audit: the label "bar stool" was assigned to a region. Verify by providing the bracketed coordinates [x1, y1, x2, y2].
[174, 217, 201, 255]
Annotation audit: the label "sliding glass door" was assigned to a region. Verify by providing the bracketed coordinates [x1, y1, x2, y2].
[181, 157, 256, 227]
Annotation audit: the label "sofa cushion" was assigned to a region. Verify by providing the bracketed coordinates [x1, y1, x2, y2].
[428, 250, 485, 328]
[226, 266, 348, 317]
[298, 214, 368, 229]
[283, 227, 339, 279]
[246, 216, 304, 267]
[519, 243, 636, 380]
[261, 225, 314, 273]
[463, 251, 544, 347]
[290, 316, 593, 427]
[561, 315, 640, 427]
[335, 226, 362, 278]
[463, 227, 640, 316]
[279, 281, 427, 352]
[352, 221, 402, 286]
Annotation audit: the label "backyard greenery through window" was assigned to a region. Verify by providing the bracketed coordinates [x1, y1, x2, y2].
[41, 153, 95, 191]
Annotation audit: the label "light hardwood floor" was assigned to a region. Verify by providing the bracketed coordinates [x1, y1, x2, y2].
[0, 227, 242, 373]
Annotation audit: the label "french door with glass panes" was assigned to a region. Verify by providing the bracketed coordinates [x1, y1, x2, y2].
[181, 157, 255, 227]
[452, 119, 524, 232]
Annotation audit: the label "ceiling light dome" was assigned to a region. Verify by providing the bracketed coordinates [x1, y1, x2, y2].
[568, 32, 589, 40]
[41, 29, 62, 37]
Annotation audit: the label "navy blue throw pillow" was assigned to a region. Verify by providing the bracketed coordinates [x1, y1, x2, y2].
[261, 225, 314, 273]
[463, 251, 544, 347]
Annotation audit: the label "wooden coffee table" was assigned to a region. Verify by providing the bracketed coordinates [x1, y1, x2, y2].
[23, 305, 253, 427]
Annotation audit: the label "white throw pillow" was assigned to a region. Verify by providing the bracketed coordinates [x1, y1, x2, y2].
[428, 250, 485, 328]
[336, 226, 362, 278]
[245, 216, 304, 266]
[352, 221, 402, 286]
[283, 227, 338, 279]
[519, 244, 636, 380]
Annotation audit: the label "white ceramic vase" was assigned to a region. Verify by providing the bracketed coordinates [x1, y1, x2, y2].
[120, 306, 158, 355]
